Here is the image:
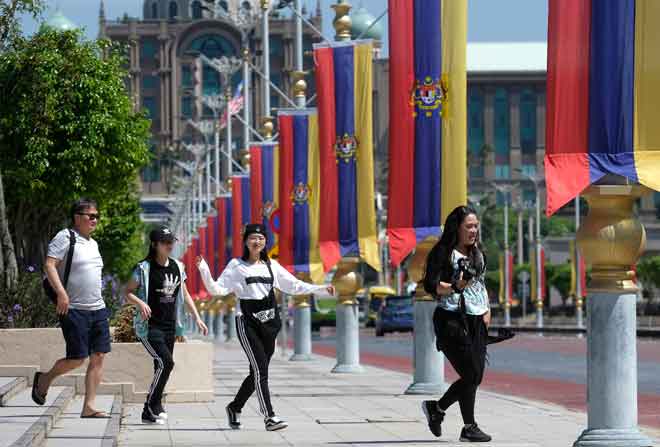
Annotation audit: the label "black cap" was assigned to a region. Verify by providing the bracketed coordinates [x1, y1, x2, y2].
[150, 226, 177, 243]
[243, 223, 267, 241]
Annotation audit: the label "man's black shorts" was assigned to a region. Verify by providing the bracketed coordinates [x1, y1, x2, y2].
[59, 308, 112, 359]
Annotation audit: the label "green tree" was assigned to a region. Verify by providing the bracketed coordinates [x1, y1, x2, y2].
[546, 262, 571, 304]
[636, 255, 660, 294]
[0, 0, 44, 50]
[0, 29, 151, 275]
[0, 0, 45, 290]
[94, 186, 147, 281]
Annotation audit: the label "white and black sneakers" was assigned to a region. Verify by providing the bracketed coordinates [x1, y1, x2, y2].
[141, 404, 165, 425]
[151, 403, 168, 421]
[265, 416, 288, 431]
[226, 404, 242, 430]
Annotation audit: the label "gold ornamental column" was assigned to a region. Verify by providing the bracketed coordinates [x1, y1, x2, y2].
[404, 237, 445, 394]
[331, 1, 352, 42]
[573, 184, 652, 447]
[331, 257, 364, 373]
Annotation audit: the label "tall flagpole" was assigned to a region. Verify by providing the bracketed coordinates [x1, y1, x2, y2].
[261, 0, 270, 116]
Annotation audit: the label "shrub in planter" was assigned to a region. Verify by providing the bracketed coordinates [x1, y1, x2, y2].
[0, 270, 58, 328]
[112, 304, 137, 343]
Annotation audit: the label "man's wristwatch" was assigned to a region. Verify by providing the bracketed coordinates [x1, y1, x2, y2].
[451, 282, 463, 294]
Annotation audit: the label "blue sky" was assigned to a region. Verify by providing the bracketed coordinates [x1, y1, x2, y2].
[21, 0, 548, 53]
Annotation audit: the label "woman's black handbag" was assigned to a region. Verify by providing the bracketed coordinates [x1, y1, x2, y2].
[43, 230, 76, 304]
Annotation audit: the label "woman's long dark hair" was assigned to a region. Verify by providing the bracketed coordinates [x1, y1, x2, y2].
[422, 205, 485, 294]
[143, 242, 158, 263]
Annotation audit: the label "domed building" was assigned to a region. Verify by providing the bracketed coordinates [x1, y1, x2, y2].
[350, 5, 382, 56]
[42, 7, 78, 31]
[100, 0, 322, 218]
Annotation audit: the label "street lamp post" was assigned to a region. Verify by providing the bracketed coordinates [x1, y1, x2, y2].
[575, 196, 584, 329]
[493, 183, 517, 328]
[261, 0, 271, 116]
[201, 95, 226, 197]
[517, 169, 544, 328]
[199, 56, 242, 179]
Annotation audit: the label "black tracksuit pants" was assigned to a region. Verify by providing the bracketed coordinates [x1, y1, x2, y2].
[232, 314, 280, 418]
[434, 308, 487, 425]
[139, 326, 175, 409]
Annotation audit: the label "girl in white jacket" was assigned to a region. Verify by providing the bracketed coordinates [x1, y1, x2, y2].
[197, 223, 334, 432]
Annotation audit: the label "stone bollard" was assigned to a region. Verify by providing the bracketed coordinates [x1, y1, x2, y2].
[193, 301, 203, 334]
[207, 309, 216, 339]
[405, 237, 445, 395]
[226, 296, 237, 341]
[332, 257, 364, 374]
[212, 300, 224, 343]
[290, 294, 313, 361]
[573, 184, 652, 447]
[199, 301, 210, 338]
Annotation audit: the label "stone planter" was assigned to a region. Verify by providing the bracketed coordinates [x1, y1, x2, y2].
[0, 328, 213, 403]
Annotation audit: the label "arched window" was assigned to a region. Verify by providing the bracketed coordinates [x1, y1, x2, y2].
[188, 34, 236, 58]
[169, 1, 178, 18]
[151, 2, 158, 18]
[241, 1, 251, 10]
[219, 0, 229, 12]
[185, 34, 237, 94]
[191, 0, 203, 19]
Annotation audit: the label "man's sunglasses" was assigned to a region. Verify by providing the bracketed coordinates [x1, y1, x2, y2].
[77, 213, 100, 221]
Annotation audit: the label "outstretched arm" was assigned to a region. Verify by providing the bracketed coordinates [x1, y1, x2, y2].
[196, 256, 235, 297]
[273, 262, 335, 296]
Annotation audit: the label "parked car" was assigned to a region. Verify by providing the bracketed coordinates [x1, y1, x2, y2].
[365, 286, 396, 327]
[375, 295, 414, 337]
[311, 296, 337, 331]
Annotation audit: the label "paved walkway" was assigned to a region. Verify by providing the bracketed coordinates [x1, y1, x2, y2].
[118, 342, 660, 446]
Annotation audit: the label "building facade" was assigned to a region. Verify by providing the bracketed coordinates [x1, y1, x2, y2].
[101, 0, 322, 222]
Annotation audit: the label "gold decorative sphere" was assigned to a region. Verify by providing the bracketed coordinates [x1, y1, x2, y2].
[261, 116, 274, 139]
[332, 257, 363, 304]
[291, 71, 308, 99]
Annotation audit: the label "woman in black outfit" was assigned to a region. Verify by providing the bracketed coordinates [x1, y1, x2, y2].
[420, 206, 492, 443]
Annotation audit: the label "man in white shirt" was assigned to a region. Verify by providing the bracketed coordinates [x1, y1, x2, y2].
[32, 198, 110, 419]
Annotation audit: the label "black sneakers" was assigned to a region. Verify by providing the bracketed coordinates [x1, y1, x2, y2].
[265, 416, 288, 431]
[421, 401, 444, 437]
[226, 404, 241, 430]
[460, 424, 492, 442]
[141, 404, 165, 425]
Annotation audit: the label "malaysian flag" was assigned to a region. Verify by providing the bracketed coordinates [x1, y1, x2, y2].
[219, 81, 244, 129]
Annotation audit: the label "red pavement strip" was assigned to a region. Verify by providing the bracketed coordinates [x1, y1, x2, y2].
[310, 343, 660, 430]
[492, 335, 660, 363]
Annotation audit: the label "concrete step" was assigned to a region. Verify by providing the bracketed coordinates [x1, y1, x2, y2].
[44, 394, 122, 447]
[0, 386, 74, 447]
[0, 365, 39, 384]
[0, 377, 27, 407]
